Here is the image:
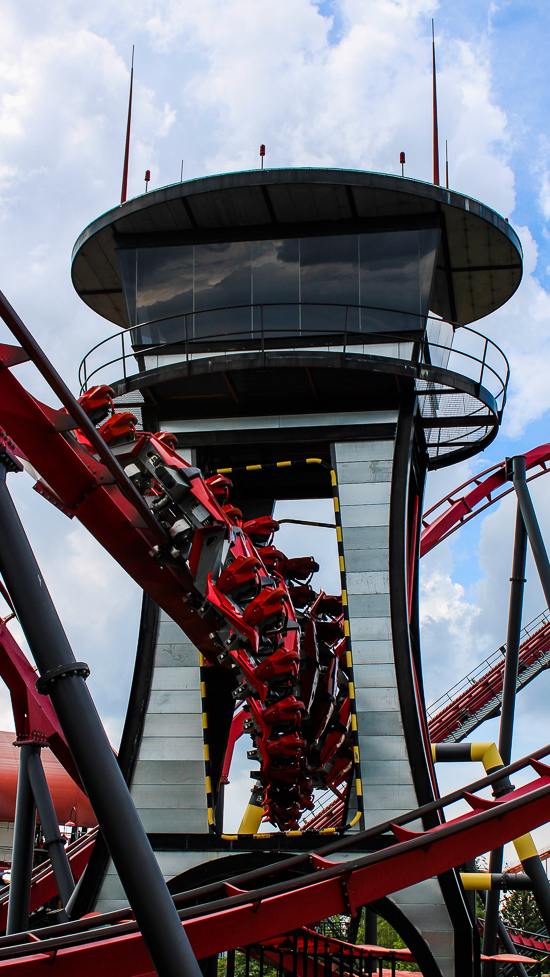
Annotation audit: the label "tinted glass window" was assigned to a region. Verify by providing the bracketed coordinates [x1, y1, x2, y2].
[300, 236, 359, 333]
[117, 227, 439, 346]
[359, 228, 439, 333]
[134, 246, 193, 344]
[118, 249, 137, 327]
[194, 242, 252, 339]
[252, 239, 299, 335]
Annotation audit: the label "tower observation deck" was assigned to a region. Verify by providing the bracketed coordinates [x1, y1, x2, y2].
[72, 168, 522, 977]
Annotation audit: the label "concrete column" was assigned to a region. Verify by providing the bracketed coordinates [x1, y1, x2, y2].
[95, 611, 209, 912]
[334, 439, 418, 826]
[334, 438, 454, 977]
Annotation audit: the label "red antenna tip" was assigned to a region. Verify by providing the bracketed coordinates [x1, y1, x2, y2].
[399, 152, 405, 164]
[259, 145, 265, 156]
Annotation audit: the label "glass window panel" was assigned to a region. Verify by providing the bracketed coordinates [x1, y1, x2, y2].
[136, 246, 193, 330]
[194, 242, 251, 311]
[117, 249, 137, 327]
[427, 317, 453, 368]
[252, 240, 299, 337]
[300, 235, 359, 333]
[359, 229, 439, 332]
[418, 228, 440, 315]
[193, 307, 251, 341]
[118, 227, 440, 350]
[193, 242, 252, 342]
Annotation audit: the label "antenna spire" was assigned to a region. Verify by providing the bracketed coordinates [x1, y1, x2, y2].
[432, 21, 439, 186]
[121, 46, 134, 205]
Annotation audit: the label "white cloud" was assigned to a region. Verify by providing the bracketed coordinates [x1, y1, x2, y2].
[0, 0, 546, 753]
[420, 567, 480, 630]
[539, 170, 550, 221]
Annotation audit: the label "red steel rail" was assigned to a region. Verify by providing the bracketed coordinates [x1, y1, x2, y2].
[0, 829, 96, 931]
[507, 844, 550, 876]
[1, 746, 550, 971]
[420, 442, 550, 557]
[0, 311, 355, 830]
[427, 608, 550, 743]
[506, 926, 550, 957]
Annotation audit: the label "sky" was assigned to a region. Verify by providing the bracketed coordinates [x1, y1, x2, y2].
[0, 0, 549, 854]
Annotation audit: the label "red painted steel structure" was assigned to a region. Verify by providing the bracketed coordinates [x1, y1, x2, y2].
[0, 747, 549, 970]
[0, 732, 94, 826]
[0, 272, 545, 965]
[0, 340, 354, 830]
[428, 609, 550, 743]
[0, 830, 96, 931]
[0, 619, 82, 789]
[505, 926, 550, 957]
[253, 928, 418, 974]
[508, 844, 550, 876]
[420, 442, 550, 557]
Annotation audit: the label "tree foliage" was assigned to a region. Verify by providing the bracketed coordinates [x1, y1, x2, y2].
[501, 891, 545, 935]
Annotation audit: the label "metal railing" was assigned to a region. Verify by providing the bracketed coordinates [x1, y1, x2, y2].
[427, 608, 550, 723]
[78, 302, 510, 415]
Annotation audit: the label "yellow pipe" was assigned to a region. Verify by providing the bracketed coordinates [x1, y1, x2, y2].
[432, 741, 540, 865]
[470, 742, 502, 771]
[460, 873, 492, 890]
[238, 800, 265, 834]
[513, 833, 538, 861]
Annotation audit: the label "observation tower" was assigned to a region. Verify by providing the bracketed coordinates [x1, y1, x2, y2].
[72, 167, 521, 977]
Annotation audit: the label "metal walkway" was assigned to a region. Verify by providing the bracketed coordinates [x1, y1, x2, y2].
[427, 608, 550, 744]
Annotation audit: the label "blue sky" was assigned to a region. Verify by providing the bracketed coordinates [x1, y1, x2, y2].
[0, 0, 549, 849]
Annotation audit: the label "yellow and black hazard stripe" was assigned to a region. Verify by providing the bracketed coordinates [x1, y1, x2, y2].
[213, 458, 328, 475]
[331, 465, 364, 831]
[201, 456, 363, 837]
[198, 653, 216, 832]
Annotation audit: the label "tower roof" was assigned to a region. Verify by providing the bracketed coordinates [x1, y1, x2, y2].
[72, 167, 522, 329]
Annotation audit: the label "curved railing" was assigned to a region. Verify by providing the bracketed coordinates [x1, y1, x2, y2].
[78, 302, 510, 417]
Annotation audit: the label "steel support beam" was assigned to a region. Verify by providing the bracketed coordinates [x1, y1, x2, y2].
[496, 919, 528, 977]
[0, 464, 202, 977]
[483, 459, 528, 973]
[6, 743, 37, 935]
[478, 892, 528, 977]
[514, 460, 550, 609]
[499, 465, 528, 768]
[26, 750, 75, 910]
[364, 906, 378, 944]
[511, 458, 550, 931]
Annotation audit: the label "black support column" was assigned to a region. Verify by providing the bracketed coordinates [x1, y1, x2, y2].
[6, 743, 37, 935]
[26, 749, 75, 910]
[482, 456, 528, 973]
[0, 463, 201, 977]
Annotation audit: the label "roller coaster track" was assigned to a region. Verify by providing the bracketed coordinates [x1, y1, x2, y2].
[1, 746, 550, 971]
[298, 604, 550, 827]
[0, 293, 550, 971]
[505, 925, 550, 958]
[427, 607, 550, 743]
[0, 830, 97, 931]
[420, 441, 550, 557]
[0, 324, 355, 833]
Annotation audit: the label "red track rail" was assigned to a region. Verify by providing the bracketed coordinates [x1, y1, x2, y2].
[0, 340, 356, 829]
[507, 927, 550, 957]
[0, 830, 95, 931]
[257, 928, 418, 975]
[0, 748, 550, 971]
[420, 443, 550, 557]
[428, 609, 550, 743]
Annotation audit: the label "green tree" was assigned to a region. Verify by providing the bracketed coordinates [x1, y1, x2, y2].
[375, 918, 418, 972]
[501, 891, 545, 934]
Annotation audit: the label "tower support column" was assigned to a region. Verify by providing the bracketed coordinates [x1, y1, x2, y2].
[333, 431, 455, 977]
